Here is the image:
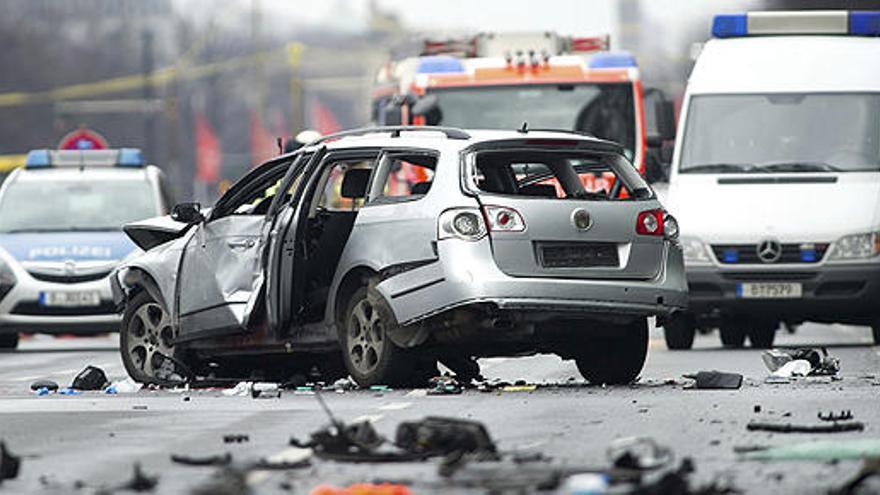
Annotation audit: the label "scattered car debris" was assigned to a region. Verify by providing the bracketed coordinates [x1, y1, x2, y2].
[683, 371, 743, 390]
[762, 348, 840, 379]
[29, 379, 58, 392]
[395, 417, 499, 459]
[222, 382, 254, 397]
[251, 382, 281, 399]
[223, 434, 250, 444]
[117, 463, 158, 492]
[331, 378, 356, 392]
[608, 437, 673, 471]
[0, 442, 21, 483]
[104, 378, 141, 395]
[310, 483, 413, 495]
[426, 376, 463, 395]
[170, 453, 232, 467]
[190, 465, 250, 495]
[819, 410, 854, 422]
[71, 365, 110, 391]
[746, 421, 864, 434]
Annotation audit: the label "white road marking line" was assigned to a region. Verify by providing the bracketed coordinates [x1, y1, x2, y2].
[405, 389, 427, 397]
[378, 401, 412, 411]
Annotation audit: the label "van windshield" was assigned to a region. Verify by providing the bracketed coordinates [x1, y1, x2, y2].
[679, 93, 880, 173]
[0, 177, 158, 233]
[429, 83, 636, 160]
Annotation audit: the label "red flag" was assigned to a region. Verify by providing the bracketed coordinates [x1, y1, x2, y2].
[250, 110, 277, 167]
[195, 112, 221, 183]
[311, 99, 341, 136]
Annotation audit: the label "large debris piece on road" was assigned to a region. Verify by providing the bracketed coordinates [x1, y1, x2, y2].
[762, 348, 840, 378]
[71, 365, 110, 391]
[0, 442, 21, 483]
[746, 421, 865, 434]
[29, 379, 59, 392]
[608, 437, 673, 471]
[170, 453, 232, 467]
[395, 417, 498, 458]
[683, 371, 743, 390]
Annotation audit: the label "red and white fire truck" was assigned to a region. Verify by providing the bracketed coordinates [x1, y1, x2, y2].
[372, 32, 675, 182]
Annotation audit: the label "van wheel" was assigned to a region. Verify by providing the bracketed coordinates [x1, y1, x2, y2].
[719, 322, 746, 348]
[0, 333, 18, 349]
[340, 287, 413, 387]
[748, 322, 777, 349]
[663, 313, 695, 350]
[574, 318, 648, 385]
[121, 291, 183, 385]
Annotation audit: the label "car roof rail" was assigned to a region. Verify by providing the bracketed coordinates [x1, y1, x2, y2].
[516, 126, 595, 138]
[309, 126, 471, 145]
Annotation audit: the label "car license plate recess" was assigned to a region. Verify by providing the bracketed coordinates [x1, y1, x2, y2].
[736, 282, 802, 299]
[537, 242, 619, 268]
[39, 291, 102, 307]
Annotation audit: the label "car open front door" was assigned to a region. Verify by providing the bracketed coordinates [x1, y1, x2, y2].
[175, 157, 297, 341]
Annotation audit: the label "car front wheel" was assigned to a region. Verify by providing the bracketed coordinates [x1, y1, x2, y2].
[0, 332, 18, 349]
[121, 291, 181, 385]
[574, 318, 648, 385]
[340, 287, 413, 387]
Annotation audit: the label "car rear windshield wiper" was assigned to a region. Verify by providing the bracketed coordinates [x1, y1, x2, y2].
[758, 161, 843, 173]
[679, 163, 760, 174]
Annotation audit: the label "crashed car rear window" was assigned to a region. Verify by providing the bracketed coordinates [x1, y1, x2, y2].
[468, 148, 652, 200]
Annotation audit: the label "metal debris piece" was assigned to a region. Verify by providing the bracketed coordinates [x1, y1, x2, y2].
[71, 366, 110, 391]
[118, 463, 158, 492]
[682, 371, 743, 390]
[223, 434, 250, 444]
[170, 453, 232, 467]
[395, 417, 498, 458]
[819, 410, 854, 422]
[746, 421, 865, 433]
[0, 442, 21, 483]
[607, 437, 673, 471]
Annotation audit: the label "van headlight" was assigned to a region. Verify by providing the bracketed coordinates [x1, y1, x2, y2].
[828, 232, 880, 260]
[680, 236, 711, 264]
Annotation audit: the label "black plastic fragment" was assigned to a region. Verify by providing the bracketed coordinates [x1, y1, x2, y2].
[223, 434, 250, 444]
[118, 463, 158, 492]
[170, 453, 232, 467]
[0, 442, 21, 483]
[819, 410, 854, 422]
[683, 371, 743, 390]
[747, 421, 865, 433]
[30, 379, 59, 392]
[71, 366, 110, 391]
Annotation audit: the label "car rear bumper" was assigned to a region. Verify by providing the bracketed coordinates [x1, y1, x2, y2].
[0, 275, 119, 335]
[685, 261, 880, 324]
[375, 239, 688, 326]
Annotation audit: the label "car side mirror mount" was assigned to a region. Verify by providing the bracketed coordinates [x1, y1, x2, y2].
[171, 202, 204, 225]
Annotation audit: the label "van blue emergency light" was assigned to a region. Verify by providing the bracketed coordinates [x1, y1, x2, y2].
[713, 11, 880, 38]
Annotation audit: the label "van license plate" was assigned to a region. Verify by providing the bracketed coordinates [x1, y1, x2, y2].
[39, 291, 101, 307]
[736, 283, 802, 299]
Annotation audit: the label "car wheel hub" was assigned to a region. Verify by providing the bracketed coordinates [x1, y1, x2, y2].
[126, 302, 175, 378]
[348, 299, 384, 375]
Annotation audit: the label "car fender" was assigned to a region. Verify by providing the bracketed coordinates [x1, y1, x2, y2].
[113, 229, 193, 317]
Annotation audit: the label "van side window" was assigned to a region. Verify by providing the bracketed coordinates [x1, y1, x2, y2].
[371, 153, 437, 203]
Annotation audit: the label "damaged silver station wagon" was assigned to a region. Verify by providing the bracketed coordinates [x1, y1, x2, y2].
[112, 127, 687, 387]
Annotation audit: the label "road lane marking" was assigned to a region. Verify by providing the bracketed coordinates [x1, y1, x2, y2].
[378, 401, 411, 411]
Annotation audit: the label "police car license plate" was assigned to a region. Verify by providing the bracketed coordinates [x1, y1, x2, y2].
[39, 291, 101, 307]
[736, 283, 802, 299]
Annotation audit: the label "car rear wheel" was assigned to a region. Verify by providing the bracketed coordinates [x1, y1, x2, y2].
[662, 313, 695, 350]
[0, 332, 18, 349]
[748, 321, 777, 349]
[121, 291, 181, 385]
[574, 318, 648, 385]
[719, 322, 746, 348]
[340, 287, 413, 387]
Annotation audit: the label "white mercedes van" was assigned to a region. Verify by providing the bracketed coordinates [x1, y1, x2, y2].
[662, 10, 880, 349]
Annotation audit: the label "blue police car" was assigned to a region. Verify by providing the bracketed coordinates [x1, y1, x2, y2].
[0, 148, 173, 349]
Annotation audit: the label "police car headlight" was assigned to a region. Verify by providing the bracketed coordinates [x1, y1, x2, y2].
[828, 232, 880, 260]
[680, 236, 711, 264]
[0, 257, 16, 301]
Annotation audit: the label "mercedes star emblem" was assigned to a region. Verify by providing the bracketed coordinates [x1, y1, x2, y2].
[756, 239, 782, 263]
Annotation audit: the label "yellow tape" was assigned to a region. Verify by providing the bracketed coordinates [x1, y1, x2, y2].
[0, 154, 26, 172]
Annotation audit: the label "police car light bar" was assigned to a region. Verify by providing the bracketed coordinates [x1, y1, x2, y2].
[713, 11, 880, 38]
[24, 148, 144, 169]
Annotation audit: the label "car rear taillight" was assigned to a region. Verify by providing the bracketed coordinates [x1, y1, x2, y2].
[438, 208, 487, 241]
[482, 205, 526, 233]
[636, 209, 664, 236]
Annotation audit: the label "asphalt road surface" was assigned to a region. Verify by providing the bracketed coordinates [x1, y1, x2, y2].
[0, 323, 878, 494]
